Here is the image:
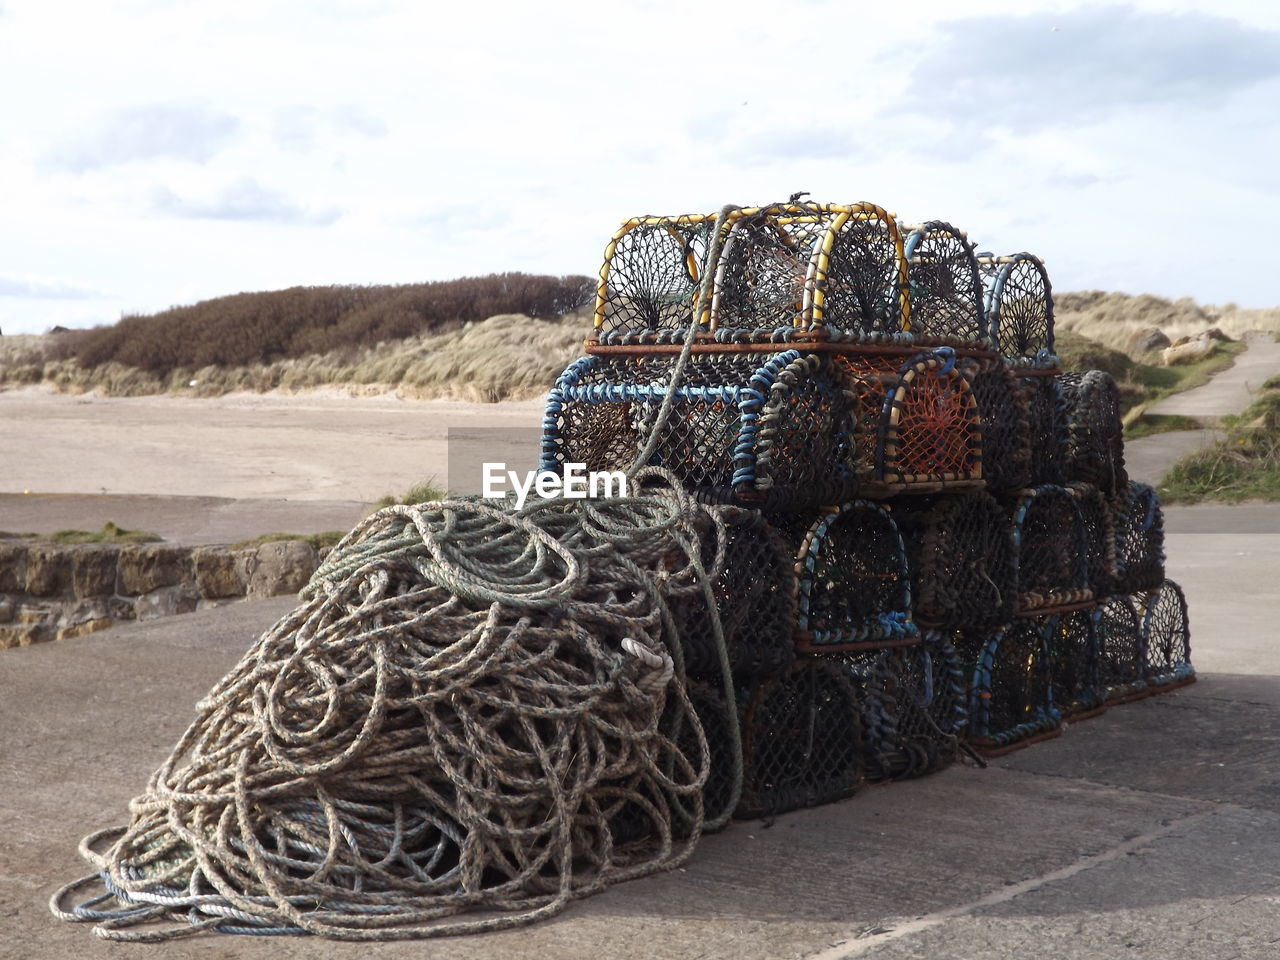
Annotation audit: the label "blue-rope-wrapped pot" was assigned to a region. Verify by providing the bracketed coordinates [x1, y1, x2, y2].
[962, 355, 1032, 494]
[540, 351, 858, 508]
[980, 252, 1055, 365]
[1115, 481, 1166, 594]
[1007, 484, 1092, 612]
[1046, 607, 1105, 717]
[790, 500, 918, 652]
[1018, 374, 1070, 486]
[1060, 370, 1127, 496]
[1070, 482, 1120, 597]
[960, 618, 1061, 752]
[1138, 579, 1194, 690]
[901, 221, 988, 346]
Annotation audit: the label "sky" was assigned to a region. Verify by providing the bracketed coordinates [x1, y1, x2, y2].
[1, 0, 1278, 335]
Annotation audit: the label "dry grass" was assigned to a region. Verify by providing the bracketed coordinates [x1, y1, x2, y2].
[1057, 291, 1280, 352]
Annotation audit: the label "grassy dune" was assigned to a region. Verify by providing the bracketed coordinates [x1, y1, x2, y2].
[1, 290, 1269, 405]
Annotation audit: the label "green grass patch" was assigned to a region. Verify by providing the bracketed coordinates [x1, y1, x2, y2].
[49, 522, 162, 544]
[0, 531, 39, 540]
[231, 531, 347, 552]
[1160, 386, 1280, 503]
[1122, 414, 1200, 441]
[372, 477, 448, 509]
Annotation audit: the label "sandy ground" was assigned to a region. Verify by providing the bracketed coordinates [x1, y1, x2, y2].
[0, 386, 545, 501]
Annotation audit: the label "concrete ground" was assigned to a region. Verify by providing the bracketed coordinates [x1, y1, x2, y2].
[1147, 334, 1280, 422]
[5, 347, 1280, 958]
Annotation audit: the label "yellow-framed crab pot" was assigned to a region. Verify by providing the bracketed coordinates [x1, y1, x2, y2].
[590, 201, 911, 346]
[835, 347, 983, 495]
[539, 350, 859, 509]
[901, 221, 989, 346]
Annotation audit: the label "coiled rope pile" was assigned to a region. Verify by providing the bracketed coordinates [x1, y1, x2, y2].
[52, 205, 746, 942]
[51, 483, 742, 940]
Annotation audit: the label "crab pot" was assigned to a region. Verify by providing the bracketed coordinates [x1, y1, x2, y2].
[901, 221, 987, 344]
[1060, 370, 1127, 495]
[683, 681, 741, 833]
[736, 658, 864, 818]
[963, 618, 1060, 751]
[1018, 375, 1069, 486]
[540, 351, 858, 508]
[1138, 579, 1194, 689]
[791, 501, 917, 652]
[981, 252, 1054, 362]
[963, 356, 1031, 494]
[1047, 608, 1105, 716]
[1071, 482, 1119, 596]
[1008, 485, 1092, 612]
[1095, 594, 1146, 702]
[669, 508, 796, 682]
[864, 634, 968, 780]
[593, 214, 722, 343]
[836, 348, 983, 493]
[1115, 481, 1165, 594]
[711, 202, 910, 340]
[892, 491, 1019, 629]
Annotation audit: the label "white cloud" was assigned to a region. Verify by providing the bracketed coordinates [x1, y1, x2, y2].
[150, 177, 342, 226]
[44, 102, 241, 172]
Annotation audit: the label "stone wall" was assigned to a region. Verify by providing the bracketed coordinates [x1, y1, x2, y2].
[0, 540, 320, 648]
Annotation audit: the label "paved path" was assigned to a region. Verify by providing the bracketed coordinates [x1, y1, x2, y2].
[1127, 334, 1280, 485]
[1147, 334, 1280, 421]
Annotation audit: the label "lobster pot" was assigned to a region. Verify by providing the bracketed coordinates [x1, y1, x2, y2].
[963, 619, 1060, 751]
[836, 348, 982, 493]
[712, 202, 909, 339]
[1138, 579, 1194, 689]
[1096, 594, 1146, 702]
[1019, 375, 1069, 486]
[593, 214, 721, 342]
[892, 491, 1018, 629]
[669, 508, 796, 682]
[737, 658, 863, 818]
[1047, 608, 1104, 716]
[981, 252, 1054, 363]
[1060, 371, 1127, 495]
[1115, 481, 1165, 593]
[541, 351, 858, 508]
[618, 680, 739, 843]
[902, 221, 987, 344]
[1071, 482, 1119, 596]
[963, 356, 1031, 494]
[1009, 485, 1092, 612]
[861, 634, 968, 780]
[792, 501, 917, 652]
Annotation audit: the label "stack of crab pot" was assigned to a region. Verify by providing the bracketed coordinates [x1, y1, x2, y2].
[538, 198, 1192, 824]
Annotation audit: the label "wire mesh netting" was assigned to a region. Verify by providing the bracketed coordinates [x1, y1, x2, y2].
[595, 215, 722, 339]
[981, 253, 1055, 362]
[1096, 594, 1146, 701]
[1008, 485, 1092, 612]
[1047, 609, 1104, 716]
[836, 348, 982, 491]
[963, 356, 1032, 494]
[962, 619, 1060, 749]
[737, 658, 864, 818]
[669, 508, 796, 682]
[892, 492, 1019, 629]
[1115, 481, 1166, 594]
[1060, 371, 1127, 496]
[792, 501, 917, 651]
[541, 352, 859, 507]
[1019, 375, 1069, 486]
[902, 222, 987, 344]
[1071, 482, 1119, 597]
[1138, 579, 1193, 688]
